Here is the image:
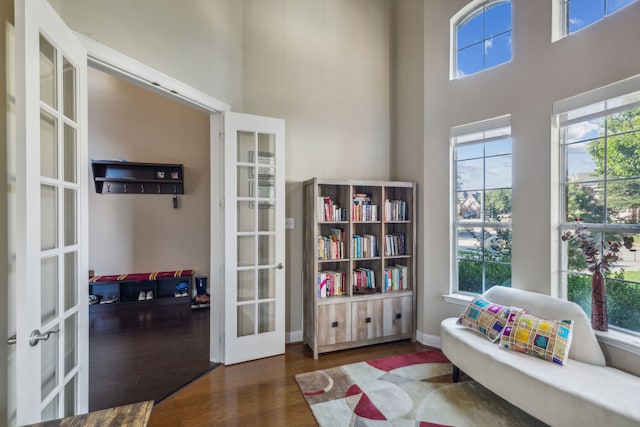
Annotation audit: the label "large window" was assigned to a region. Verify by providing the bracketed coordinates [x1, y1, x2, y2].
[562, 0, 636, 35]
[453, 118, 512, 294]
[558, 86, 640, 334]
[454, 0, 512, 78]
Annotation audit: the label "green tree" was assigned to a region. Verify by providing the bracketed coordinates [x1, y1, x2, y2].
[586, 108, 640, 217]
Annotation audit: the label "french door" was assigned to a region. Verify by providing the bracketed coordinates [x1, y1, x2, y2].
[224, 112, 285, 365]
[12, 0, 88, 424]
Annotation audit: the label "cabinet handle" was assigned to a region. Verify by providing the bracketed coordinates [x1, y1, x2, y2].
[365, 317, 372, 323]
[395, 313, 402, 319]
[331, 321, 339, 328]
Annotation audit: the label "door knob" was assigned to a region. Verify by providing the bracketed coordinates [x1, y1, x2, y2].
[275, 263, 284, 270]
[29, 328, 60, 347]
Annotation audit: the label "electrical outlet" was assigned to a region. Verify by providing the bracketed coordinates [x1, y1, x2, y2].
[285, 217, 295, 229]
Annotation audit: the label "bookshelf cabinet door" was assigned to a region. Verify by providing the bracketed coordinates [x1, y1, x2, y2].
[317, 303, 351, 346]
[351, 299, 383, 341]
[383, 296, 413, 336]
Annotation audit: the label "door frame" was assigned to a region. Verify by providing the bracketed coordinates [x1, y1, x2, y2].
[75, 33, 230, 363]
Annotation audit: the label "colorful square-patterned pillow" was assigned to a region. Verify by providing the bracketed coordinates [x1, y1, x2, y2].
[499, 310, 574, 366]
[457, 296, 512, 341]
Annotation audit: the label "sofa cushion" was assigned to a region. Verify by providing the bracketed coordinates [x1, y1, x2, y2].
[483, 286, 605, 366]
[457, 296, 512, 341]
[499, 310, 574, 365]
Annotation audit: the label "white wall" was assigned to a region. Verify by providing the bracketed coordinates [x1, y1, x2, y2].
[49, 0, 393, 339]
[409, 0, 640, 364]
[87, 67, 211, 277]
[48, 0, 243, 110]
[392, 0, 425, 333]
[241, 0, 393, 336]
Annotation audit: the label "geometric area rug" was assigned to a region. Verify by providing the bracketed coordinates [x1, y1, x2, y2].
[295, 350, 548, 427]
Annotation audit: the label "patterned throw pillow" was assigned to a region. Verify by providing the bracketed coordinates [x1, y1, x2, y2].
[499, 310, 574, 366]
[457, 296, 512, 342]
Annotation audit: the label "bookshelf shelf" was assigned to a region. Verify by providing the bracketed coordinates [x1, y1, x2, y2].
[303, 178, 416, 358]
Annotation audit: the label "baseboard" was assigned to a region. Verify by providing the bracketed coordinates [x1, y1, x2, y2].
[416, 330, 441, 349]
[286, 329, 303, 344]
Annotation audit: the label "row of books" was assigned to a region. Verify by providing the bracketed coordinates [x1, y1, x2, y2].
[352, 193, 379, 222]
[352, 234, 379, 258]
[317, 228, 345, 260]
[353, 267, 376, 289]
[384, 199, 408, 221]
[318, 271, 347, 297]
[383, 264, 408, 291]
[384, 233, 406, 256]
[317, 197, 348, 222]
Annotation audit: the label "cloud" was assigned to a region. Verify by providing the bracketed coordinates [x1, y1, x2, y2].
[567, 120, 601, 141]
[484, 38, 493, 54]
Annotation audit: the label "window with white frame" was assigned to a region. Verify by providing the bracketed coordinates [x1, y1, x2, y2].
[558, 84, 640, 335]
[453, 0, 512, 78]
[453, 117, 512, 294]
[559, 0, 636, 37]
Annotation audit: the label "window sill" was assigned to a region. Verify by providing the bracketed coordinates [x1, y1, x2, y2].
[442, 293, 474, 306]
[594, 329, 640, 357]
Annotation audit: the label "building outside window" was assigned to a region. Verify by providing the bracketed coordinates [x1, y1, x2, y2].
[452, 117, 512, 294]
[558, 86, 640, 335]
[454, 0, 512, 78]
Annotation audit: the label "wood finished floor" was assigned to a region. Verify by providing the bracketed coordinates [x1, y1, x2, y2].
[89, 298, 214, 411]
[149, 340, 428, 426]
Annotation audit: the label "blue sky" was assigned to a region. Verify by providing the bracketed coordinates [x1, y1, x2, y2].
[456, 0, 636, 77]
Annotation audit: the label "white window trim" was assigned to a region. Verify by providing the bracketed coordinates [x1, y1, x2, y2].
[552, 0, 639, 42]
[450, 0, 512, 80]
[555, 74, 640, 339]
[450, 115, 512, 296]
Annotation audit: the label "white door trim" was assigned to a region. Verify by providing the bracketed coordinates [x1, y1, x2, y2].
[76, 34, 229, 364]
[74, 33, 230, 114]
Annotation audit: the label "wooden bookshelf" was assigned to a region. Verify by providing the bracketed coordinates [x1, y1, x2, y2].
[303, 178, 416, 358]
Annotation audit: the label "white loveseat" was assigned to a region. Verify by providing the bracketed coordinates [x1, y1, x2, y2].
[440, 286, 640, 427]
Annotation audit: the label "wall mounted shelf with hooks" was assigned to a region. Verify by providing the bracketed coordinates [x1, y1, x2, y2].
[91, 160, 184, 195]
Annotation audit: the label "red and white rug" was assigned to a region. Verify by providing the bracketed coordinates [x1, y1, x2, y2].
[295, 350, 546, 427]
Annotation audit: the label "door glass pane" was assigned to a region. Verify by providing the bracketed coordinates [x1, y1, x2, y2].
[41, 256, 59, 324]
[64, 376, 76, 417]
[41, 184, 58, 250]
[64, 252, 77, 310]
[62, 57, 76, 121]
[258, 235, 275, 265]
[258, 205, 275, 231]
[237, 270, 255, 302]
[237, 166, 253, 198]
[41, 395, 58, 422]
[41, 327, 59, 399]
[64, 124, 77, 183]
[64, 188, 77, 246]
[258, 268, 275, 299]
[258, 301, 275, 333]
[64, 314, 77, 375]
[237, 201, 255, 232]
[39, 34, 57, 109]
[237, 304, 255, 337]
[237, 236, 255, 267]
[258, 133, 275, 157]
[237, 131, 255, 163]
[41, 110, 58, 179]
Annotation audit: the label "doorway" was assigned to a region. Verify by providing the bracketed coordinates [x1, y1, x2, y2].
[86, 67, 214, 410]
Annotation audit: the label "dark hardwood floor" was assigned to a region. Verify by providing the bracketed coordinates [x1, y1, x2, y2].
[89, 298, 215, 411]
[149, 340, 429, 426]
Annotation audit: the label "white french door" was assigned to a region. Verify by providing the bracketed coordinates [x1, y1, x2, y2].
[224, 112, 285, 365]
[12, 0, 88, 424]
